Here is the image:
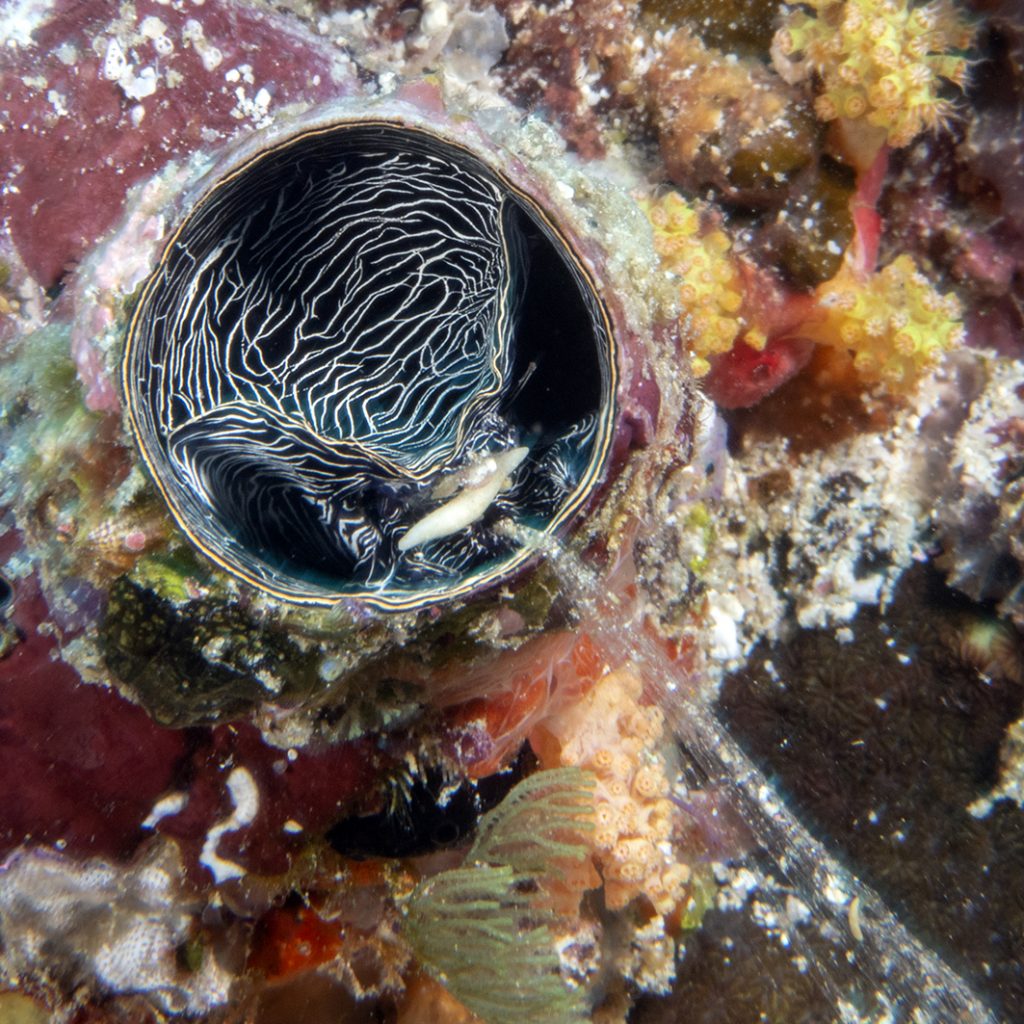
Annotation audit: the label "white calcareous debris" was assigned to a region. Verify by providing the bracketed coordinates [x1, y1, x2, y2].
[713, 862, 761, 912]
[706, 590, 744, 663]
[141, 16, 174, 57]
[100, 32, 163, 102]
[621, 915, 678, 994]
[933, 353, 1024, 621]
[122, 64, 158, 100]
[681, 355, 1001, 686]
[45, 88, 67, 117]
[199, 766, 260, 884]
[182, 16, 222, 71]
[1, 0, 57, 49]
[0, 842, 232, 1014]
[230, 83, 273, 126]
[101, 37, 128, 81]
[140, 15, 168, 41]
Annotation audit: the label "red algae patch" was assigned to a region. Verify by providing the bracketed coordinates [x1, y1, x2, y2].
[0, 0, 349, 289]
[0, 585, 185, 861]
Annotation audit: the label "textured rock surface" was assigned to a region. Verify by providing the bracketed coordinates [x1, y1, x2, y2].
[1, 0, 1023, 1021]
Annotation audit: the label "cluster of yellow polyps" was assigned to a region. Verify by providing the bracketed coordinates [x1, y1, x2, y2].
[532, 665, 690, 913]
[641, 191, 744, 377]
[776, 0, 973, 147]
[807, 253, 964, 392]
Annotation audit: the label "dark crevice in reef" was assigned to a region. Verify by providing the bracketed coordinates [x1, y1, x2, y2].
[713, 563, 1024, 1021]
[327, 745, 536, 860]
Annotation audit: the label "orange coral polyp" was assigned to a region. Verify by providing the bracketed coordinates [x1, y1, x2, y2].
[632, 765, 666, 799]
[605, 778, 629, 800]
[609, 861, 646, 884]
[844, 93, 868, 118]
[528, 662, 691, 917]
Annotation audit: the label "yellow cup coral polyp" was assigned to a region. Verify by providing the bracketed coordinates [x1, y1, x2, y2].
[775, 0, 974, 148]
[640, 191, 745, 377]
[804, 253, 964, 391]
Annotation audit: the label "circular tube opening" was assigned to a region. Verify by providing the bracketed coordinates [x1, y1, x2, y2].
[124, 121, 617, 609]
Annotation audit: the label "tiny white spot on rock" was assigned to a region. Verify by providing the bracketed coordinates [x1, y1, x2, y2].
[141, 791, 188, 828]
[102, 38, 128, 82]
[201, 46, 223, 72]
[46, 89, 68, 117]
[122, 66, 158, 101]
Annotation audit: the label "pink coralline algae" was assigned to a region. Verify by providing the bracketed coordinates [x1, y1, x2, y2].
[0, 0, 351, 292]
[704, 336, 816, 410]
[703, 261, 818, 409]
[154, 723, 379, 885]
[0, 539, 379, 890]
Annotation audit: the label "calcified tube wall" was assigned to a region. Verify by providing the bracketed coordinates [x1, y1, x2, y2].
[124, 122, 615, 609]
